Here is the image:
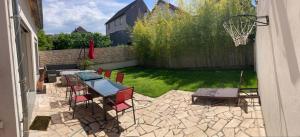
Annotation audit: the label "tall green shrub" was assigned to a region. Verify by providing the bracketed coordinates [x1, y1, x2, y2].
[52, 32, 111, 50]
[132, 0, 255, 67]
[38, 30, 53, 50]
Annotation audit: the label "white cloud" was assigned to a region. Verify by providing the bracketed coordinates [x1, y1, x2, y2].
[43, 0, 128, 34]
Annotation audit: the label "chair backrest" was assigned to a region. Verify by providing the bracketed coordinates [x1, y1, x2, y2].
[70, 85, 78, 96]
[65, 75, 75, 87]
[116, 72, 124, 83]
[115, 87, 134, 104]
[97, 67, 103, 75]
[65, 75, 80, 87]
[104, 70, 112, 78]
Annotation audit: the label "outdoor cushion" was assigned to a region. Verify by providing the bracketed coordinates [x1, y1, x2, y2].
[112, 102, 131, 112]
[72, 95, 92, 102]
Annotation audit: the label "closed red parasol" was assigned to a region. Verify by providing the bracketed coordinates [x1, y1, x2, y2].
[88, 39, 95, 59]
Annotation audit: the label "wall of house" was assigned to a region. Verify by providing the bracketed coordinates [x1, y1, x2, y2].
[109, 30, 131, 46]
[39, 46, 137, 70]
[106, 15, 128, 35]
[0, 0, 40, 136]
[156, 2, 176, 15]
[125, 0, 149, 27]
[0, 1, 20, 136]
[106, 0, 149, 46]
[256, 0, 300, 136]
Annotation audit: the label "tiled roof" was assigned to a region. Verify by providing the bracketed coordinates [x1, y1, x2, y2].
[105, 0, 139, 24]
[73, 26, 89, 33]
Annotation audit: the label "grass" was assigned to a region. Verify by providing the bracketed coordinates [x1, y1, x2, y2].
[111, 67, 257, 98]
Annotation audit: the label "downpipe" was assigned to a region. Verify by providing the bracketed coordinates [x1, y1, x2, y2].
[11, 0, 29, 136]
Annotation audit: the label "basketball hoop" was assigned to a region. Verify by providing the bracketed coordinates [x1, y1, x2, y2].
[223, 14, 269, 47]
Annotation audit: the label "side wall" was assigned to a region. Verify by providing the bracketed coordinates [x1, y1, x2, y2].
[0, 1, 20, 136]
[256, 0, 300, 136]
[39, 46, 137, 69]
[0, 0, 40, 136]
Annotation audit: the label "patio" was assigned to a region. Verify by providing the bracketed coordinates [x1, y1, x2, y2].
[29, 78, 265, 137]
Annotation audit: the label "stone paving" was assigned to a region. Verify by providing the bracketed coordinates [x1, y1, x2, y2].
[29, 78, 265, 137]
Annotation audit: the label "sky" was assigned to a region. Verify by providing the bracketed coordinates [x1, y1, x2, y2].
[43, 0, 255, 34]
[43, 0, 176, 34]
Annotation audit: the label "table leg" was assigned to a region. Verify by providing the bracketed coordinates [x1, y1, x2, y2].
[103, 97, 107, 121]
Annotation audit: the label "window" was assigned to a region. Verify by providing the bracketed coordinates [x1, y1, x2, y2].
[34, 39, 39, 74]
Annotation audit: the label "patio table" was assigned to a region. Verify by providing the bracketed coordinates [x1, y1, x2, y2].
[60, 70, 96, 86]
[76, 72, 127, 120]
[60, 70, 96, 76]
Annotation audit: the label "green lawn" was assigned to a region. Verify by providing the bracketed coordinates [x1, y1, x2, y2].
[111, 67, 257, 98]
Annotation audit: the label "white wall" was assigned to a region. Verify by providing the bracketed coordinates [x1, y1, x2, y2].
[0, 1, 21, 136]
[256, 0, 300, 136]
[0, 0, 40, 136]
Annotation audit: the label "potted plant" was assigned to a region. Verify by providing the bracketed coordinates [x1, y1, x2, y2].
[80, 58, 93, 70]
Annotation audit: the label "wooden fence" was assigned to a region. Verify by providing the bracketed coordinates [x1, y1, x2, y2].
[144, 45, 254, 69]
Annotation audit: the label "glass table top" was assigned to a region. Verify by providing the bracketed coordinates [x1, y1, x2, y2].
[84, 79, 127, 97]
[76, 72, 103, 81]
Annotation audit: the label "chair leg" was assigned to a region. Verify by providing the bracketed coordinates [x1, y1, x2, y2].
[103, 98, 107, 121]
[132, 99, 136, 124]
[69, 99, 72, 111]
[65, 87, 68, 99]
[85, 101, 88, 108]
[115, 110, 120, 133]
[236, 98, 240, 107]
[91, 99, 94, 115]
[69, 91, 73, 106]
[192, 96, 195, 104]
[73, 102, 76, 119]
[257, 91, 262, 106]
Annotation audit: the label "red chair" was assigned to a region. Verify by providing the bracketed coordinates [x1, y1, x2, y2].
[97, 67, 103, 75]
[65, 75, 86, 101]
[104, 70, 112, 79]
[107, 87, 136, 132]
[69, 85, 94, 118]
[116, 72, 124, 84]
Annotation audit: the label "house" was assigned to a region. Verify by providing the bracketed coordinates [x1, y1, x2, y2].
[0, 0, 43, 137]
[105, 0, 149, 46]
[256, 0, 300, 136]
[72, 26, 89, 33]
[152, 0, 180, 15]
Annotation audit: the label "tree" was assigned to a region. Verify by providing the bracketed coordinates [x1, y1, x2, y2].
[37, 30, 53, 50]
[37, 31, 112, 50]
[132, 0, 255, 67]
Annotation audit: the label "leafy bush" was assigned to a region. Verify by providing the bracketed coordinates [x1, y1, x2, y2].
[132, 0, 255, 67]
[37, 30, 53, 50]
[38, 31, 111, 50]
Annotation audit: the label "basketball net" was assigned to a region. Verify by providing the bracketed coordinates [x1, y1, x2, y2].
[223, 15, 256, 47]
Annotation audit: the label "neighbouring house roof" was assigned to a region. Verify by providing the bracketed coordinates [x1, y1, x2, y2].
[157, 0, 180, 11]
[73, 26, 89, 33]
[149, 0, 186, 16]
[28, 0, 43, 29]
[105, 0, 146, 24]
